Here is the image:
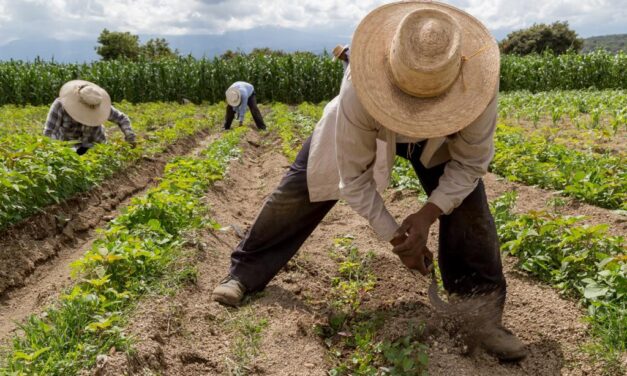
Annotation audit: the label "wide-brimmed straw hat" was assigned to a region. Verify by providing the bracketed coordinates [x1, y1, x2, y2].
[59, 80, 111, 127]
[332, 44, 349, 61]
[226, 87, 242, 107]
[350, 1, 499, 138]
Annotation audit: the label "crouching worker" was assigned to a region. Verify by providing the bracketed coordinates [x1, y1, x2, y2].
[213, 1, 527, 361]
[224, 81, 266, 131]
[43, 80, 136, 155]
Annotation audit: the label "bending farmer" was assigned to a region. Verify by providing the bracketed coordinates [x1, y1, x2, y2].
[43, 80, 135, 155]
[213, 1, 526, 362]
[224, 81, 267, 131]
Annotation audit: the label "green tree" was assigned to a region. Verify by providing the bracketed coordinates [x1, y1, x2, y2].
[220, 49, 242, 59]
[141, 38, 179, 60]
[95, 29, 141, 60]
[500, 21, 584, 55]
[249, 47, 286, 57]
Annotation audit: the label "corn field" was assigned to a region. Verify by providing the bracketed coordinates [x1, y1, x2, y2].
[1, 51, 626, 106]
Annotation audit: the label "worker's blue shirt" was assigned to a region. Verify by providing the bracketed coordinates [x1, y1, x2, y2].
[229, 81, 255, 121]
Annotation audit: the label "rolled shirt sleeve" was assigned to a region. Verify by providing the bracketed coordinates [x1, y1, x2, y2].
[336, 73, 400, 241]
[109, 106, 135, 142]
[426, 95, 497, 215]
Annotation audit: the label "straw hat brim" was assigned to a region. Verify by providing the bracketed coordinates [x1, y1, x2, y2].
[332, 45, 349, 61]
[59, 80, 111, 127]
[351, 1, 500, 138]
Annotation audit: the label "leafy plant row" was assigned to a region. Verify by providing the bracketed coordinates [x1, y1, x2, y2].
[492, 124, 626, 210]
[2, 50, 627, 106]
[317, 236, 429, 376]
[491, 193, 626, 371]
[0, 126, 248, 375]
[0, 102, 223, 230]
[266, 103, 316, 161]
[499, 90, 627, 133]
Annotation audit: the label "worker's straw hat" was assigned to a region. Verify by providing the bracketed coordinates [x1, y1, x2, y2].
[350, 1, 499, 138]
[59, 80, 111, 127]
[332, 44, 349, 61]
[226, 87, 242, 107]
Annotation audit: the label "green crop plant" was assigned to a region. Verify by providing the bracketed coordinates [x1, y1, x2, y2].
[492, 124, 626, 210]
[0, 127, 248, 375]
[265, 103, 315, 161]
[491, 193, 626, 374]
[317, 236, 429, 376]
[224, 307, 269, 376]
[499, 90, 627, 133]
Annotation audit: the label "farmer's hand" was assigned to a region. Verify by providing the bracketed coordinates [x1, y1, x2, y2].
[390, 202, 442, 275]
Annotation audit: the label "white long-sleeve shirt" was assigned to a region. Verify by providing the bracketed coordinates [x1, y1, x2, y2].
[306, 68, 497, 241]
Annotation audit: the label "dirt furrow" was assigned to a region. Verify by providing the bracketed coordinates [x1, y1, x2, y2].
[95, 132, 618, 375]
[0, 129, 220, 342]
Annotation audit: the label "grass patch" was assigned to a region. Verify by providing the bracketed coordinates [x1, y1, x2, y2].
[224, 307, 269, 376]
[317, 236, 429, 376]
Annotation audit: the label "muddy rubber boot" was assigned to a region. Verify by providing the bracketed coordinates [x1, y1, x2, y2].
[212, 276, 245, 307]
[480, 325, 528, 361]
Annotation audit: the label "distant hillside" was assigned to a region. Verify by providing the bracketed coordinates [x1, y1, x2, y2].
[0, 26, 351, 63]
[582, 34, 627, 53]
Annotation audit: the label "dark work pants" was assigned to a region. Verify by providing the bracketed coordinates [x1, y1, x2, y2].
[224, 93, 267, 130]
[229, 137, 506, 302]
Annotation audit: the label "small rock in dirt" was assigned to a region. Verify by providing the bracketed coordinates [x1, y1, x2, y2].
[94, 355, 109, 376]
[296, 320, 308, 336]
[61, 224, 75, 239]
[247, 140, 261, 148]
[150, 333, 166, 345]
[103, 215, 115, 222]
[391, 190, 404, 202]
[204, 312, 217, 321]
[179, 351, 211, 365]
[304, 363, 315, 369]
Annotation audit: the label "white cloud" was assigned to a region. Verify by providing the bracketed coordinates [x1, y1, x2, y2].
[0, 0, 625, 43]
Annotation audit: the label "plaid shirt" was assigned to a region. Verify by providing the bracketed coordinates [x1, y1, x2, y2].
[43, 99, 135, 147]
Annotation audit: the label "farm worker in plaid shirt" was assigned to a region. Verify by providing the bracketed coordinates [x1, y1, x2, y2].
[224, 81, 267, 131]
[213, 1, 527, 361]
[43, 80, 136, 155]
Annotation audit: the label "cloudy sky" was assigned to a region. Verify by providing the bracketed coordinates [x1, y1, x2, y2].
[0, 0, 626, 48]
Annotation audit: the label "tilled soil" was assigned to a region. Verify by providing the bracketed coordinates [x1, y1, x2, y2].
[0, 129, 219, 341]
[95, 131, 616, 376]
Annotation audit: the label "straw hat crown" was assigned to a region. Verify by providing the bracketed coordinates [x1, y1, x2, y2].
[78, 86, 104, 107]
[59, 80, 111, 127]
[389, 9, 462, 97]
[350, 1, 500, 139]
[226, 87, 242, 107]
